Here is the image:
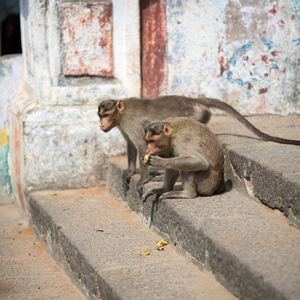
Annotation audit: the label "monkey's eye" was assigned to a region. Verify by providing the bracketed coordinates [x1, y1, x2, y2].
[148, 140, 155, 144]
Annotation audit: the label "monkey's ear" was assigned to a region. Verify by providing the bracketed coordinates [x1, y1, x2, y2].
[116, 100, 124, 112]
[163, 125, 172, 136]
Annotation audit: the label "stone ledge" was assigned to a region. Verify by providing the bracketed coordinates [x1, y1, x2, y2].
[28, 187, 235, 300]
[210, 115, 300, 229]
[107, 157, 300, 300]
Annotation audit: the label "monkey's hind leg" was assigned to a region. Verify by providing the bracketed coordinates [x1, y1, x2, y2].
[159, 172, 197, 199]
[159, 190, 197, 200]
[124, 140, 138, 184]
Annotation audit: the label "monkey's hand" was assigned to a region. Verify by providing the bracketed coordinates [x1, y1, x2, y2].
[147, 156, 165, 168]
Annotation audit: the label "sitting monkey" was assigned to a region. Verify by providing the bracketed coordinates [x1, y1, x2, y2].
[141, 117, 226, 202]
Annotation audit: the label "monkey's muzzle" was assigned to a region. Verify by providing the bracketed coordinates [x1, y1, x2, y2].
[143, 154, 151, 166]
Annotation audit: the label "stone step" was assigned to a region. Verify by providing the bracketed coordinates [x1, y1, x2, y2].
[28, 187, 236, 300]
[107, 156, 300, 300]
[209, 115, 300, 228]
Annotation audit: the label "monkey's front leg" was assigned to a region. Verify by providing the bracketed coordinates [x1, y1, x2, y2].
[125, 140, 137, 184]
[137, 157, 151, 196]
[134, 139, 153, 195]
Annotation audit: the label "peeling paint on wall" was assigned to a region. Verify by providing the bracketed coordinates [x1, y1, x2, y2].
[61, 2, 114, 76]
[9, 113, 26, 211]
[0, 55, 22, 204]
[0, 135, 11, 203]
[294, 0, 300, 25]
[165, 0, 300, 115]
[140, 0, 168, 97]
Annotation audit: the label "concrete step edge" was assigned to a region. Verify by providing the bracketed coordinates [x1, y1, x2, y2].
[223, 143, 300, 229]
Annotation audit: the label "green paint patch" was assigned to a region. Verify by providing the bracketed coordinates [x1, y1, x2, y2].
[0, 145, 12, 203]
[294, 0, 300, 26]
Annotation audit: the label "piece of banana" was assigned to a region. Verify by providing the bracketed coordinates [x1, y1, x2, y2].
[156, 240, 164, 251]
[143, 154, 151, 166]
[156, 240, 169, 251]
[139, 250, 151, 256]
[159, 240, 169, 246]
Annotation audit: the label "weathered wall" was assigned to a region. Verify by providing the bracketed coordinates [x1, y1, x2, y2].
[9, 0, 139, 213]
[162, 0, 300, 115]
[22, 106, 125, 191]
[7, 0, 300, 215]
[19, 0, 140, 105]
[0, 55, 22, 204]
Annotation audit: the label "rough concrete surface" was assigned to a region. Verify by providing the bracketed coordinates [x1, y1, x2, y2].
[28, 187, 236, 300]
[107, 152, 300, 300]
[209, 115, 300, 228]
[0, 204, 86, 300]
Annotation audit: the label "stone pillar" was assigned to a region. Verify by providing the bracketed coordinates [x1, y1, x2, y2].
[9, 0, 140, 216]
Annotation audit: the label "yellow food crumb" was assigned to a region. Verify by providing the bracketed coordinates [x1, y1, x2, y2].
[139, 250, 151, 256]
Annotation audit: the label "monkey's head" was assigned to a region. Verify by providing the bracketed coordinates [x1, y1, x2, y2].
[98, 100, 124, 132]
[144, 122, 173, 156]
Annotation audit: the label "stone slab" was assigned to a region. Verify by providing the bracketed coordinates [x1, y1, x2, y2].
[209, 115, 300, 228]
[28, 187, 236, 300]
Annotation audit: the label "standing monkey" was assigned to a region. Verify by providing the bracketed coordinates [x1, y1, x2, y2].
[98, 96, 300, 195]
[141, 117, 226, 202]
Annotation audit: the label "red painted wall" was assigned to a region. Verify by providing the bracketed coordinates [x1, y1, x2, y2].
[140, 0, 167, 98]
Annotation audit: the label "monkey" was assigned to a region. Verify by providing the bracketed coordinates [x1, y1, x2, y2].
[98, 95, 300, 195]
[98, 96, 211, 194]
[141, 117, 226, 202]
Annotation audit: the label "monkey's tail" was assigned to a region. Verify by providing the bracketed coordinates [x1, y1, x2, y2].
[197, 97, 300, 146]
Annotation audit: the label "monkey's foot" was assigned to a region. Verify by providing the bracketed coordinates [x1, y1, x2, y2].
[141, 190, 154, 203]
[141, 188, 163, 203]
[136, 176, 156, 196]
[137, 179, 146, 196]
[159, 190, 197, 199]
[124, 170, 136, 185]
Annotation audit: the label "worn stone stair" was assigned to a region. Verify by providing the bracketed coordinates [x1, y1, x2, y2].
[28, 187, 235, 300]
[107, 156, 300, 300]
[212, 115, 300, 229]
[28, 115, 300, 300]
